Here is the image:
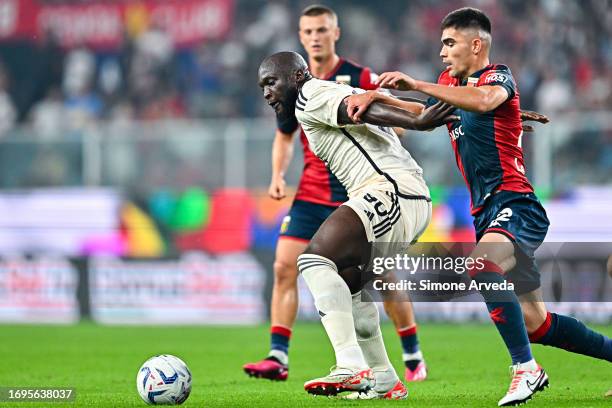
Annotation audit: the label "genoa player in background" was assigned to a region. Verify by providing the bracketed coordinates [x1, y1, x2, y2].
[346, 6, 611, 407]
[243, 4, 428, 383]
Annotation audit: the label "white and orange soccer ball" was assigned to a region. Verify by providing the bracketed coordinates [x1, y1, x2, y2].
[136, 355, 192, 405]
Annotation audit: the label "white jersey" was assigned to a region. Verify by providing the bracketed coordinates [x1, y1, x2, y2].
[295, 78, 425, 199]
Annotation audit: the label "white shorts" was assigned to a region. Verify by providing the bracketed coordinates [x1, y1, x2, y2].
[343, 175, 432, 245]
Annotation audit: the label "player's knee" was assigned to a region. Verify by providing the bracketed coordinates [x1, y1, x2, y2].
[522, 306, 547, 334]
[497, 255, 516, 274]
[297, 254, 349, 313]
[468, 259, 506, 279]
[303, 241, 325, 258]
[273, 259, 298, 288]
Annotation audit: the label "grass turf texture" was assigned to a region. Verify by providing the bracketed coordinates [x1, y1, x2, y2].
[0, 322, 610, 407]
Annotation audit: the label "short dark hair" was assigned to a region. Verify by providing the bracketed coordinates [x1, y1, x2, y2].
[441, 7, 491, 34]
[301, 4, 337, 22]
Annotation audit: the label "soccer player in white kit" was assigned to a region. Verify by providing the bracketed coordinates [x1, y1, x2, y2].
[258, 51, 456, 398]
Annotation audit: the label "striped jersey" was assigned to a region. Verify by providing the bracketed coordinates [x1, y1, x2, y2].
[277, 58, 378, 206]
[295, 78, 426, 199]
[427, 64, 533, 214]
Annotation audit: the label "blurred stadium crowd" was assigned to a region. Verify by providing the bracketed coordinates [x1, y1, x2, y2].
[0, 0, 609, 134]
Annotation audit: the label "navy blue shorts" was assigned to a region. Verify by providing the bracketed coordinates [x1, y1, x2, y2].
[279, 199, 339, 241]
[474, 191, 550, 295]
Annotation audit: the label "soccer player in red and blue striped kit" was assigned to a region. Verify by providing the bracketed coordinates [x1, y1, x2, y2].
[243, 5, 427, 386]
[346, 6, 611, 406]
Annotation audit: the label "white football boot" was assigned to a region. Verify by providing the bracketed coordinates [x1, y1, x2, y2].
[498, 363, 549, 406]
[304, 366, 374, 396]
[343, 379, 408, 400]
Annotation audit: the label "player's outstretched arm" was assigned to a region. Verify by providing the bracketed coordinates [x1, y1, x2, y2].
[338, 98, 457, 131]
[396, 96, 427, 105]
[269, 128, 296, 200]
[377, 71, 509, 113]
[345, 91, 425, 123]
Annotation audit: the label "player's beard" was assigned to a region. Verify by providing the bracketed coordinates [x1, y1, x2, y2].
[276, 88, 298, 123]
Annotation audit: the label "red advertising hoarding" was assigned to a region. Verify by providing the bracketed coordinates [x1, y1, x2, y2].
[0, 0, 233, 48]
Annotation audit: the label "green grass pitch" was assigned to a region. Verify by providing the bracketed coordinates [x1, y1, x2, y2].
[0, 322, 610, 407]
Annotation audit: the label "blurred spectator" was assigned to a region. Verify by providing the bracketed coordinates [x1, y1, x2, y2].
[536, 71, 572, 113]
[63, 45, 102, 130]
[29, 86, 65, 140]
[63, 46, 96, 98]
[135, 20, 174, 68]
[0, 63, 16, 137]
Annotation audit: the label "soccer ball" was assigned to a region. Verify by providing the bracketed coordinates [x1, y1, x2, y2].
[136, 354, 192, 405]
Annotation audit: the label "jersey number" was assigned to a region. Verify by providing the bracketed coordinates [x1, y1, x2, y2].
[364, 193, 388, 217]
[514, 131, 525, 174]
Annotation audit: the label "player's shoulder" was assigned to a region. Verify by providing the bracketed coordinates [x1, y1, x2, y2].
[298, 78, 350, 118]
[301, 77, 331, 97]
[487, 63, 512, 73]
[333, 57, 377, 89]
[479, 64, 514, 85]
[301, 77, 351, 98]
[337, 57, 369, 73]
[436, 68, 455, 85]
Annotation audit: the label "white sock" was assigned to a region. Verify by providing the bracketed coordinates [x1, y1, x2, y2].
[298, 254, 367, 370]
[351, 291, 398, 389]
[267, 349, 288, 365]
[517, 358, 538, 371]
[403, 350, 423, 362]
[373, 368, 399, 392]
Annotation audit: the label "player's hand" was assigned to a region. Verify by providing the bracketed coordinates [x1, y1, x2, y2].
[520, 109, 549, 124]
[376, 71, 417, 91]
[346, 91, 377, 123]
[415, 101, 459, 130]
[268, 176, 286, 200]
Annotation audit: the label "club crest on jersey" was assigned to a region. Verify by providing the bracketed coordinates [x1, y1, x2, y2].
[489, 208, 513, 228]
[450, 125, 464, 141]
[335, 75, 351, 85]
[484, 72, 509, 84]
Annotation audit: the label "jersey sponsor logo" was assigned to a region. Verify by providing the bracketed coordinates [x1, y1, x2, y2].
[450, 125, 464, 141]
[335, 75, 351, 85]
[488, 208, 513, 228]
[484, 72, 509, 84]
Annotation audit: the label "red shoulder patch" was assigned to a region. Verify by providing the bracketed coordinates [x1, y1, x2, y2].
[437, 68, 456, 86]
